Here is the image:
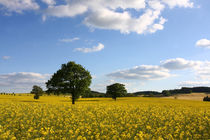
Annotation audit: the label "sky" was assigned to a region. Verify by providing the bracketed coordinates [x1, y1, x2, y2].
[0, 0, 210, 93]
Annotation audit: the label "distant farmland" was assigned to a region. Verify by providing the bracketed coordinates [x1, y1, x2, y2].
[164, 93, 209, 101]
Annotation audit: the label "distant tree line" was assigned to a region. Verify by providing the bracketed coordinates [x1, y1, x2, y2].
[29, 86, 210, 99]
[161, 87, 210, 97]
[131, 87, 210, 97]
[132, 91, 162, 97]
[0, 93, 16, 96]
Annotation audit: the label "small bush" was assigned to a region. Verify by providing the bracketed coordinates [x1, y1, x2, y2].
[34, 95, 40, 99]
[203, 96, 210, 101]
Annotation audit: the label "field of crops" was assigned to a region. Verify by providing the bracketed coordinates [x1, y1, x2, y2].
[0, 95, 209, 139]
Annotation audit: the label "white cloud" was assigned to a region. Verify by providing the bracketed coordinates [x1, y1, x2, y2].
[41, 0, 56, 6]
[0, 72, 51, 92]
[100, 0, 146, 10]
[59, 37, 80, 43]
[107, 65, 171, 80]
[75, 43, 104, 53]
[42, 0, 193, 34]
[107, 58, 210, 81]
[0, 0, 194, 34]
[91, 79, 115, 92]
[161, 58, 210, 80]
[160, 58, 210, 79]
[2, 56, 11, 60]
[43, 3, 88, 19]
[0, 0, 39, 13]
[161, 58, 201, 70]
[196, 39, 210, 48]
[84, 8, 167, 34]
[195, 61, 210, 79]
[179, 81, 210, 87]
[162, 0, 193, 8]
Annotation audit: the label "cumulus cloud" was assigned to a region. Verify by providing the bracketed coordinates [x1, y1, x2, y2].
[195, 61, 210, 79]
[161, 58, 201, 70]
[160, 58, 210, 79]
[0, 0, 39, 13]
[43, 3, 88, 19]
[41, 0, 56, 6]
[0, 72, 50, 86]
[91, 79, 115, 92]
[179, 81, 210, 87]
[75, 43, 104, 53]
[2, 56, 11, 60]
[107, 58, 210, 81]
[196, 39, 210, 48]
[162, 0, 193, 8]
[0, 0, 194, 34]
[59, 37, 80, 43]
[42, 0, 193, 34]
[0, 72, 50, 92]
[107, 65, 171, 80]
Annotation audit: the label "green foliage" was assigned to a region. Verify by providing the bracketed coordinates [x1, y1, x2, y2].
[46, 61, 92, 104]
[31, 85, 43, 99]
[162, 90, 171, 97]
[106, 83, 127, 100]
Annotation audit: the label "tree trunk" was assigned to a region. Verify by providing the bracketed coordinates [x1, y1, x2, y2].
[72, 94, 75, 104]
[72, 98, 75, 104]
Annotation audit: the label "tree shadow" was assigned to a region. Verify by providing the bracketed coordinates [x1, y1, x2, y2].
[18, 100, 41, 103]
[0, 98, 14, 100]
[60, 99, 101, 103]
[77, 99, 101, 102]
[60, 100, 71, 102]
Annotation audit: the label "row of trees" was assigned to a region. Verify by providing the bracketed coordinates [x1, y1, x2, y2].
[31, 61, 210, 103]
[31, 61, 127, 104]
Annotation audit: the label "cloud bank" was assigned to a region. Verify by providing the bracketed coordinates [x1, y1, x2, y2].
[161, 58, 201, 70]
[0, 0, 194, 34]
[41, 0, 56, 6]
[179, 81, 210, 87]
[107, 65, 171, 80]
[0, 0, 39, 13]
[0, 72, 50, 93]
[43, 0, 193, 34]
[107, 58, 210, 81]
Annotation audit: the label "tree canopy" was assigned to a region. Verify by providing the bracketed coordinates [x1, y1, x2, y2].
[46, 61, 92, 104]
[106, 83, 127, 100]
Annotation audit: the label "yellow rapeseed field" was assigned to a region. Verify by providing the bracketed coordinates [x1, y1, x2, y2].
[0, 94, 209, 140]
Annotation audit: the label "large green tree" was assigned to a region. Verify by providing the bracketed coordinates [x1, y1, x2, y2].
[106, 83, 127, 101]
[46, 61, 92, 104]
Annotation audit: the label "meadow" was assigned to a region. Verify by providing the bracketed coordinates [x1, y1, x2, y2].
[0, 95, 209, 139]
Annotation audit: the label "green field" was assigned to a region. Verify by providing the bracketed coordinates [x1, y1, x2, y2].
[0, 95, 209, 139]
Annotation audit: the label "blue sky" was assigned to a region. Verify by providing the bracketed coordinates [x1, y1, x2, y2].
[0, 0, 210, 93]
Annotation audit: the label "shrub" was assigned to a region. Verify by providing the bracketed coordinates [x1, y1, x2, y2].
[34, 95, 40, 99]
[203, 96, 210, 101]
